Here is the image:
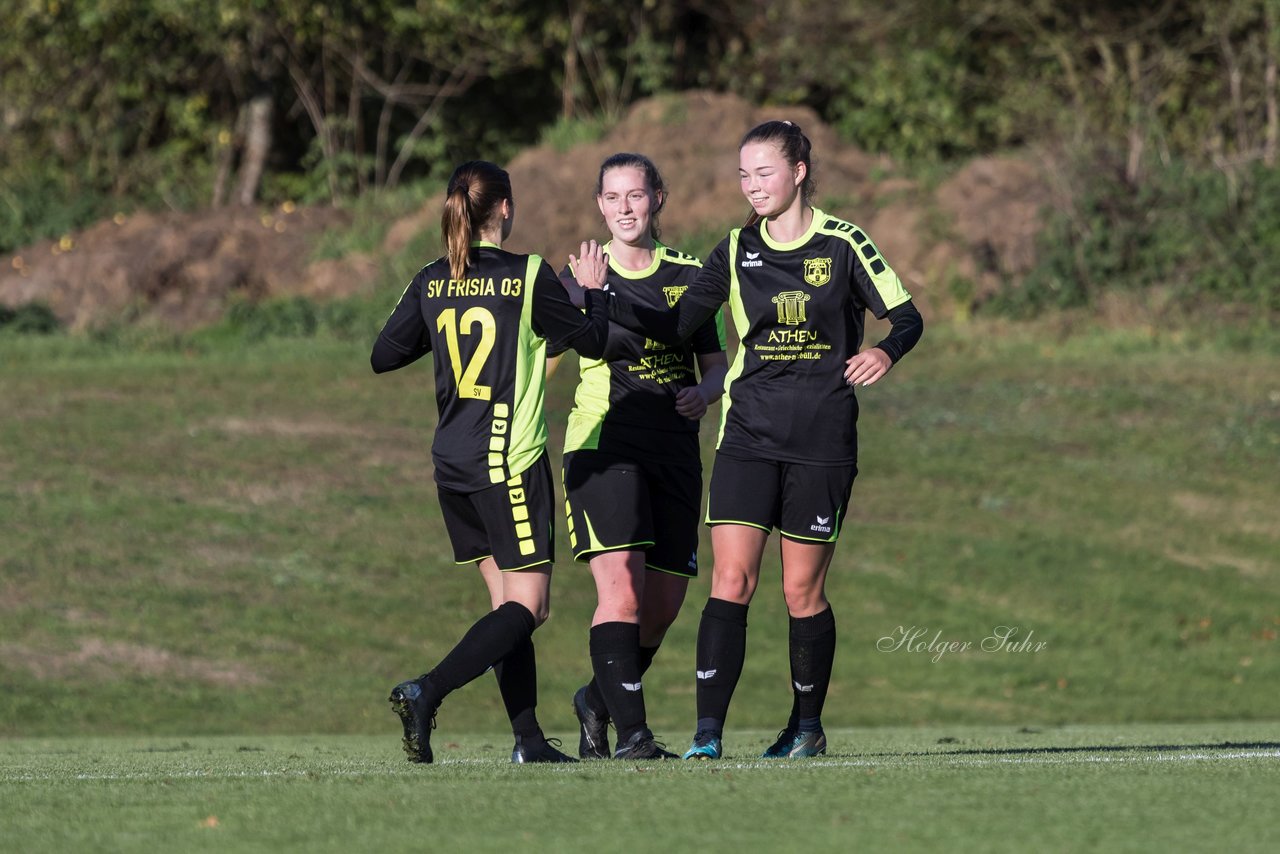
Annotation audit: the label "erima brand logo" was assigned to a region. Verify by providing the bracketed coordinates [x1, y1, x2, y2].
[741, 250, 763, 268]
[794, 681, 814, 693]
[621, 682, 642, 692]
[746, 251, 760, 259]
[688, 551, 698, 570]
[696, 669, 717, 680]
[810, 514, 832, 533]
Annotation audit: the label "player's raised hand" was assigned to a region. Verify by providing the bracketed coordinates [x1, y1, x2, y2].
[844, 347, 892, 387]
[568, 240, 609, 290]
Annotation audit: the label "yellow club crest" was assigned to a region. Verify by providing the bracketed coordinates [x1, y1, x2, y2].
[803, 257, 832, 287]
[663, 285, 687, 307]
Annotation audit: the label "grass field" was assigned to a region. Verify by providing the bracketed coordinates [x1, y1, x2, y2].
[2, 318, 1277, 737]
[4, 724, 1278, 852]
[2, 315, 1278, 849]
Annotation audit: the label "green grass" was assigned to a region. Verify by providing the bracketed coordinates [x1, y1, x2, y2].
[1, 319, 1278, 743]
[3, 724, 1278, 852]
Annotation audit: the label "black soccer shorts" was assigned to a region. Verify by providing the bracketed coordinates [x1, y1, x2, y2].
[705, 451, 856, 543]
[562, 449, 701, 577]
[436, 453, 555, 571]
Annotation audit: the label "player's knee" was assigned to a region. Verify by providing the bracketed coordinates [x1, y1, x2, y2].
[638, 619, 673, 647]
[595, 601, 641, 624]
[782, 582, 826, 616]
[710, 569, 756, 604]
[638, 605, 678, 644]
[528, 604, 550, 628]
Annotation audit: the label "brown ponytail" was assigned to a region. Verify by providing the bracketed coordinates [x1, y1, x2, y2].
[441, 160, 513, 282]
[739, 120, 815, 228]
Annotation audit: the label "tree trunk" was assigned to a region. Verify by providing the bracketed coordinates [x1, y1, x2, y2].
[211, 124, 236, 208]
[563, 5, 584, 120]
[236, 94, 273, 207]
[1266, 4, 1278, 167]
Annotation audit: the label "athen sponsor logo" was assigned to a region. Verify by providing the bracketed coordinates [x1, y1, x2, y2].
[741, 250, 763, 268]
[810, 514, 832, 534]
[772, 291, 810, 325]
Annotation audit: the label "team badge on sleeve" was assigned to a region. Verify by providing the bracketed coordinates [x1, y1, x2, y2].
[804, 257, 832, 286]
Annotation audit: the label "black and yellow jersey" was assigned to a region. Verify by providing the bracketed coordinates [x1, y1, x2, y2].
[564, 242, 725, 463]
[605, 208, 922, 465]
[372, 242, 609, 492]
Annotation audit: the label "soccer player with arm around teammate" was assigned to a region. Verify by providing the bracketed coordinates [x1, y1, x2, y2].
[560, 154, 728, 760]
[574, 122, 924, 760]
[371, 160, 611, 764]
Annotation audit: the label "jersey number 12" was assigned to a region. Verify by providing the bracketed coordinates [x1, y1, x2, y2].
[436, 307, 495, 400]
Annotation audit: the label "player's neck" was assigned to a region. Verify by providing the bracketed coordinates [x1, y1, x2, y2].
[763, 202, 812, 244]
[607, 238, 656, 272]
[477, 225, 504, 246]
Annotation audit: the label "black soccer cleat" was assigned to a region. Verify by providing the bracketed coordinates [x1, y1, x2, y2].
[612, 728, 678, 760]
[762, 727, 827, 759]
[572, 684, 612, 759]
[511, 735, 579, 764]
[761, 727, 798, 759]
[388, 677, 438, 764]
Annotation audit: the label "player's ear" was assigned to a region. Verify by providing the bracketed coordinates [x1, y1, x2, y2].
[793, 161, 806, 189]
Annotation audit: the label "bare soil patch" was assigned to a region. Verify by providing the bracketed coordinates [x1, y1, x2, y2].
[0, 91, 1053, 329]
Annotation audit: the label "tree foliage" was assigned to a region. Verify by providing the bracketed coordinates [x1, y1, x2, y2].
[3, 0, 1279, 311]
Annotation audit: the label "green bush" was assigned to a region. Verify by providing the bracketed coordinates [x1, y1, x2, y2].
[991, 158, 1280, 316]
[0, 163, 110, 255]
[0, 302, 61, 335]
[215, 294, 388, 344]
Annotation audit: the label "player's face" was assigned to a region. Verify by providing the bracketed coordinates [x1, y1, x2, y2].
[739, 141, 804, 218]
[597, 166, 659, 245]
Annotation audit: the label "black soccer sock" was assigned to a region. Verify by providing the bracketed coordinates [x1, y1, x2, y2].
[590, 622, 647, 745]
[582, 644, 660, 720]
[783, 695, 800, 732]
[789, 607, 836, 730]
[694, 598, 749, 734]
[423, 601, 537, 703]
[638, 644, 659, 675]
[493, 635, 541, 740]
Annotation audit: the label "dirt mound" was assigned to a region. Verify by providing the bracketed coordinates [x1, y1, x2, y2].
[504, 91, 1053, 315]
[0, 91, 1053, 330]
[935, 154, 1056, 302]
[0, 205, 353, 331]
[504, 92, 885, 257]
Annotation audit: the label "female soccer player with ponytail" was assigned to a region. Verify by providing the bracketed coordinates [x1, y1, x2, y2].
[574, 122, 924, 759]
[372, 160, 611, 764]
